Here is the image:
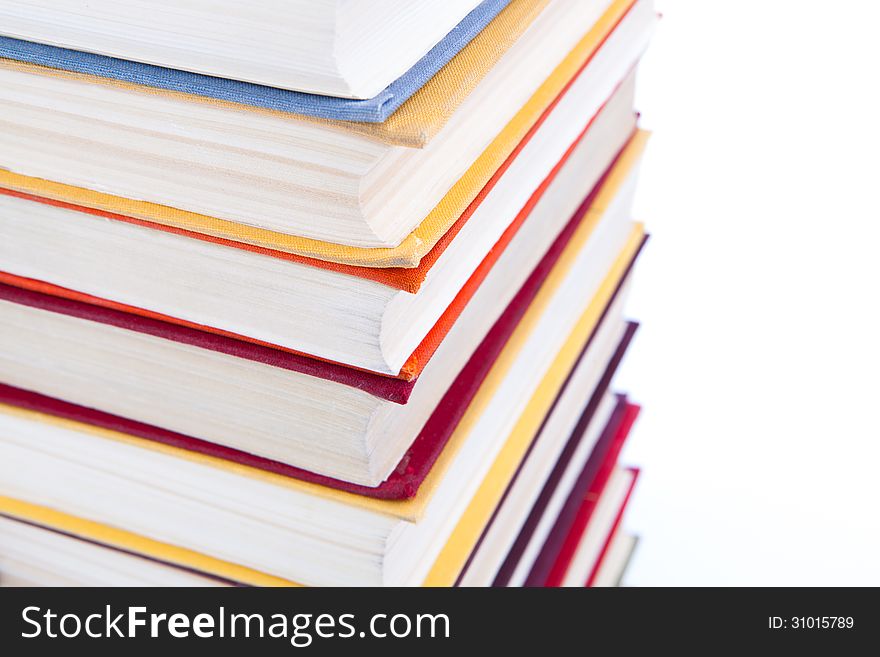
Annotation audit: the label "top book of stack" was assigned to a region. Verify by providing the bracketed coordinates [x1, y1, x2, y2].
[0, 0, 492, 99]
[0, 0, 656, 376]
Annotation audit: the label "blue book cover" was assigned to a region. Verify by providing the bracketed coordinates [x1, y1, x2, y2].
[0, 0, 509, 124]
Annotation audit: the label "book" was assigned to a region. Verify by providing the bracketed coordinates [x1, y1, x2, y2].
[0, 480, 642, 588]
[0, 76, 643, 376]
[0, 227, 643, 586]
[0, 0, 655, 251]
[0, 1, 497, 101]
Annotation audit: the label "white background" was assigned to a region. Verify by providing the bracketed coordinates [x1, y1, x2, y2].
[617, 0, 880, 585]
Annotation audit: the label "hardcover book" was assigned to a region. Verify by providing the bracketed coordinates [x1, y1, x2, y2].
[0, 230, 645, 498]
[0, 1, 499, 102]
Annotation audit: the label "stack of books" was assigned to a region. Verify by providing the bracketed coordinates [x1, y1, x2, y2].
[0, 0, 656, 587]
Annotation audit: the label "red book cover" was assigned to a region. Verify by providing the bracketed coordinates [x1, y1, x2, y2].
[542, 404, 641, 586]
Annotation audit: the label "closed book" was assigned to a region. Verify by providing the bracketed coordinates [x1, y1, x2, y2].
[0, 228, 645, 499]
[589, 530, 640, 588]
[0, 1, 504, 104]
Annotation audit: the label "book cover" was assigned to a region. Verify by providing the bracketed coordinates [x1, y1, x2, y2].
[0, 0, 515, 127]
